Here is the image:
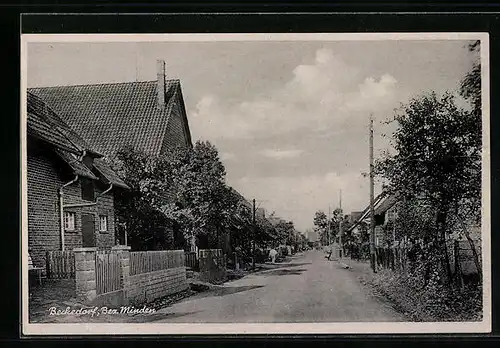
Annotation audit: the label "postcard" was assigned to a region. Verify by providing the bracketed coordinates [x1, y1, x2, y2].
[21, 32, 490, 335]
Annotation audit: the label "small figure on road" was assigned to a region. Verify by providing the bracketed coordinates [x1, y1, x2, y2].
[327, 248, 333, 261]
[269, 248, 278, 263]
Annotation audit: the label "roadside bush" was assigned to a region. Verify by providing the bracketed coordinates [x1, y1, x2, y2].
[371, 264, 482, 322]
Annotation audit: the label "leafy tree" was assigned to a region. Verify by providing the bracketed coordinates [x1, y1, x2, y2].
[313, 209, 343, 245]
[460, 40, 481, 121]
[162, 140, 236, 250]
[274, 220, 295, 246]
[313, 210, 328, 245]
[111, 146, 173, 251]
[376, 91, 481, 285]
[255, 215, 277, 247]
[226, 200, 250, 259]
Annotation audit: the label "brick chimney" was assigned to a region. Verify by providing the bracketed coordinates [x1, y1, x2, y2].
[157, 59, 166, 109]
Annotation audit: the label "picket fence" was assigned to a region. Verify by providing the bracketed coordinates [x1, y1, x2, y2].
[46, 250, 75, 279]
[363, 239, 482, 281]
[184, 251, 199, 271]
[95, 250, 121, 295]
[129, 250, 185, 276]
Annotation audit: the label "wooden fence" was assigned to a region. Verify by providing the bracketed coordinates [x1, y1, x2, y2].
[129, 250, 185, 276]
[372, 239, 482, 280]
[95, 250, 121, 295]
[184, 251, 199, 271]
[46, 250, 75, 279]
[447, 239, 482, 276]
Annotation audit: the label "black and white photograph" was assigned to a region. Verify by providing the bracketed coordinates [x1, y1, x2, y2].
[21, 33, 490, 335]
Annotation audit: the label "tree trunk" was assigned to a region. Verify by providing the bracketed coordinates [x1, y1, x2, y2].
[454, 239, 464, 288]
[437, 207, 453, 287]
[216, 224, 220, 250]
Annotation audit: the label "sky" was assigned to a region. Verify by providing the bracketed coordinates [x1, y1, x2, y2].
[26, 38, 479, 232]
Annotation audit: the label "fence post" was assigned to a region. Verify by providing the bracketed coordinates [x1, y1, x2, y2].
[112, 245, 131, 304]
[74, 247, 97, 304]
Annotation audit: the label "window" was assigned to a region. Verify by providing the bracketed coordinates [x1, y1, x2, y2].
[64, 212, 76, 231]
[99, 215, 108, 232]
[81, 177, 95, 201]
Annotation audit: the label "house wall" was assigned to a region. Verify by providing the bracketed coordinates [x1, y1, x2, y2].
[156, 100, 191, 247]
[28, 151, 63, 269]
[160, 100, 190, 157]
[63, 181, 115, 250]
[27, 145, 116, 269]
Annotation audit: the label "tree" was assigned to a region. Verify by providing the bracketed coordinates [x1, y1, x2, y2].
[111, 146, 173, 251]
[313, 209, 342, 245]
[228, 201, 254, 262]
[162, 140, 236, 250]
[460, 40, 481, 122]
[274, 220, 295, 246]
[457, 39, 483, 280]
[313, 211, 329, 245]
[376, 91, 481, 285]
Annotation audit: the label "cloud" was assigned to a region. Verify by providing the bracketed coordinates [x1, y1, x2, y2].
[188, 48, 400, 141]
[187, 48, 399, 231]
[261, 148, 304, 159]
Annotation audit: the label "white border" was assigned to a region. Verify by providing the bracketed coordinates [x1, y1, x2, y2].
[21, 32, 491, 335]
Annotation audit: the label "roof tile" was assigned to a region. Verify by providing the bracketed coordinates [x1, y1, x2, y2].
[27, 91, 127, 189]
[30, 80, 182, 159]
[54, 148, 98, 180]
[93, 158, 129, 189]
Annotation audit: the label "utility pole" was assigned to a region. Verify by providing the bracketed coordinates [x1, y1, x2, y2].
[327, 205, 331, 246]
[369, 114, 377, 273]
[339, 189, 343, 259]
[252, 198, 256, 269]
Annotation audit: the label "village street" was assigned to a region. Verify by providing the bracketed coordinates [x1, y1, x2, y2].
[151, 250, 406, 323]
[25, 39, 483, 331]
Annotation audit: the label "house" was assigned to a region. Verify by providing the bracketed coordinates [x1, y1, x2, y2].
[27, 92, 129, 269]
[346, 192, 399, 247]
[29, 60, 192, 161]
[305, 229, 319, 243]
[29, 59, 193, 247]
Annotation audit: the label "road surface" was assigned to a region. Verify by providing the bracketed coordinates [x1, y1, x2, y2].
[153, 250, 406, 323]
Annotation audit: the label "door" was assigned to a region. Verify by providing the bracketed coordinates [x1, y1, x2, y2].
[82, 213, 96, 247]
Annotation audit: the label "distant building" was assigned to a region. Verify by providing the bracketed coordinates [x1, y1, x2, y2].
[345, 192, 398, 246]
[306, 230, 319, 243]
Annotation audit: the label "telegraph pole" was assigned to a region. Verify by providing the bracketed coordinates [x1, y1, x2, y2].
[252, 198, 256, 269]
[339, 189, 343, 259]
[327, 206, 331, 246]
[369, 114, 377, 273]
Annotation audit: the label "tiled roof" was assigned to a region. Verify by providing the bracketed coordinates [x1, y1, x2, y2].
[27, 92, 81, 154]
[93, 158, 129, 189]
[27, 91, 128, 189]
[54, 148, 98, 180]
[29, 79, 188, 159]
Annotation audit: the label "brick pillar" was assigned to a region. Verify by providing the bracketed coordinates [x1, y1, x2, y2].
[112, 245, 131, 304]
[74, 247, 97, 304]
